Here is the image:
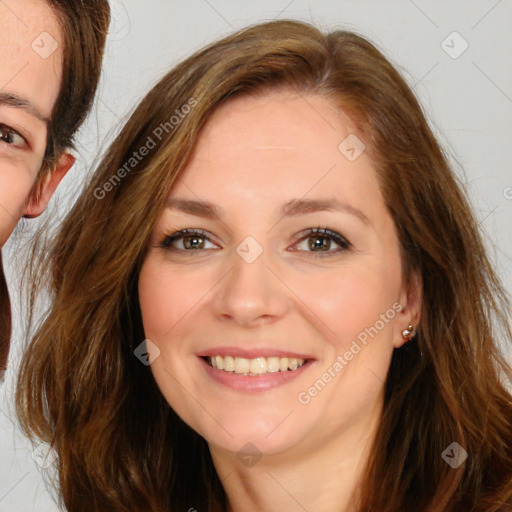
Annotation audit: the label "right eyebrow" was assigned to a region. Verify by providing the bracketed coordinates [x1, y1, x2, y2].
[164, 198, 221, 219]
[0, 92, 50, 124]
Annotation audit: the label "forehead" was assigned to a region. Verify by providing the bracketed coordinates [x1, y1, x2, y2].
[175, 90, 382, 212]
[0, 0, 63, 120]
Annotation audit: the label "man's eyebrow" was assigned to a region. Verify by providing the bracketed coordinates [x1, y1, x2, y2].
[0, 92, 50, 124]
[165, 197, 369, 224]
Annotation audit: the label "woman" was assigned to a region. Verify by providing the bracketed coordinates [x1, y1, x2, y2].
[16, 20, 512, 512]
[0, 0, 110, 375]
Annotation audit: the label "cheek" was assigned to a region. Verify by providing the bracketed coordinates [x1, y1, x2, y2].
[287, 259, 402, 349]
[138, 259, 213, 339]
[138, 259, 214, 435]
[0, 168, 37, 244]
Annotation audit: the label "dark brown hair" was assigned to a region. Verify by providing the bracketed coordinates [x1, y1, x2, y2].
[39, 0, 111, 176]
[16, 20, 512, 511]
[0, 0, 110, 373]
[0, 253, 11, 373]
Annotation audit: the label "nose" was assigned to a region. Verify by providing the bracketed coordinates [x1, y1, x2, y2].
[211, 248, 290, 327]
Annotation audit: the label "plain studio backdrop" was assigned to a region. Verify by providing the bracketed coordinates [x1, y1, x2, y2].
[1, 0, 511, 509]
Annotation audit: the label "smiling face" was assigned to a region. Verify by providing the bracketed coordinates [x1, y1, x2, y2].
[0, 0, 64, 245]
[138, 90, 419, 459]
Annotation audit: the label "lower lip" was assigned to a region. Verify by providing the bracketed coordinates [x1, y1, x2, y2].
[199, 357, 312, 392]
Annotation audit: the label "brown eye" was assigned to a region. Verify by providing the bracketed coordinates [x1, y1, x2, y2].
[160, 229, 218, 251]
[308, 235, 332, 251]
[0, 123, 28, 148]
[182, 235, 205, 250]
[293, 228, 351, 254]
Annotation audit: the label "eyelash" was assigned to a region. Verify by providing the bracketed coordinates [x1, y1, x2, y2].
[159, 227, 351, 255]
[0, 123, 28, 149]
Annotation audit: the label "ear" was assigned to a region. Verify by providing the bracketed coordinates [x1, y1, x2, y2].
[23, 152, 75, 218]
[393, 270, 422, 349]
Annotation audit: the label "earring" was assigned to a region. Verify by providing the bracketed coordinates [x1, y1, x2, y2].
[402, 325, 416, 341]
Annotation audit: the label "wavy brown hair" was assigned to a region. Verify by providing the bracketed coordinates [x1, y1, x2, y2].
[16, 20, 512, 511]
[0, 0, 110, 373]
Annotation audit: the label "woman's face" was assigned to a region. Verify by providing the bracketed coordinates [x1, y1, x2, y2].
[138, 90, 419, 458]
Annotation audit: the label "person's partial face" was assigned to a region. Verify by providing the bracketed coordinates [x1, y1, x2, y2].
[0, 0, 72, 246]
[138, 90, 420, 459]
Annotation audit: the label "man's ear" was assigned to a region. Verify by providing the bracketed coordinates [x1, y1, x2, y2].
[23, 152, 75, 218]
[394, 270, 422, 349]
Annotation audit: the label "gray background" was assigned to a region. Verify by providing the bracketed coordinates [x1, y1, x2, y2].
[1, 0, 511, 509]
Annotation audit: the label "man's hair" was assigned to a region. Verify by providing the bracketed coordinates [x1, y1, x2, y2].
[41, 0, 111, 175]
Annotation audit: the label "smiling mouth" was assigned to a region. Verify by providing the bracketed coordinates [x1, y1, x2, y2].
[205, 355, 307, 375]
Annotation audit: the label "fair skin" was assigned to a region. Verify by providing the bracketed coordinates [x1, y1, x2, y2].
[138, 90, 421, 512]
[0, 0, 74, 247]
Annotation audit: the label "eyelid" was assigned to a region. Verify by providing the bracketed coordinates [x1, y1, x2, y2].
[0, 122, 30, 149]
[290, 227, 351, 252]
[159, 228, 220, 250]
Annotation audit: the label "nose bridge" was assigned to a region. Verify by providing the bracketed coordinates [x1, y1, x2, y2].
[212, 241, 288, 325]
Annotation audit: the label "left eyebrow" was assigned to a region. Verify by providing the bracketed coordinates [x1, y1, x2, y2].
[0, 92, 50, 124]
[281, 198, 370, 224]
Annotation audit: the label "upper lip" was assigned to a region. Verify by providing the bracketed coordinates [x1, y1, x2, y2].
[196, 346, 314, 360]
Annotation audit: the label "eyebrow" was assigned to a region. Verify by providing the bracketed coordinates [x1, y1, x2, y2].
[0, 92, 50, 124]
[165, 197, 369, 224]
[281, 198, 369, 223]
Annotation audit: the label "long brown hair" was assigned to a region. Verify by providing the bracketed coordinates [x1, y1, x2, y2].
[0, 0, 110, 373]
[16, 20, 512, 511]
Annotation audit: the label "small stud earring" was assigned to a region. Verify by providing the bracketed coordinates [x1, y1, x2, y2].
[402, 325, 416, 340]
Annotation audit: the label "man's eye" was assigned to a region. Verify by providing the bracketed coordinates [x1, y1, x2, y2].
[160, 229, 218, 251]
[0, 123, 28, 149]
[293, 228, 351, 254]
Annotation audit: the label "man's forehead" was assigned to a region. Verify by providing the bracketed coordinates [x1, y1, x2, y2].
[0, 1, 63, 121]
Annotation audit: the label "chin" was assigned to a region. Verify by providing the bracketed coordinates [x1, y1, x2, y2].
[182, 402, 311, 459]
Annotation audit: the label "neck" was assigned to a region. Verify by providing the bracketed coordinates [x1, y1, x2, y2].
[210, 396, 383, 512]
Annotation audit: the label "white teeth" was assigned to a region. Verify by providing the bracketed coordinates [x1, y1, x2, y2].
[267, 357, 280, 373]
[208, 355, 306, 374]
[224, 356, 235, 372]
[234, 357, 250, 374]
[250, 357, 267, 374]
